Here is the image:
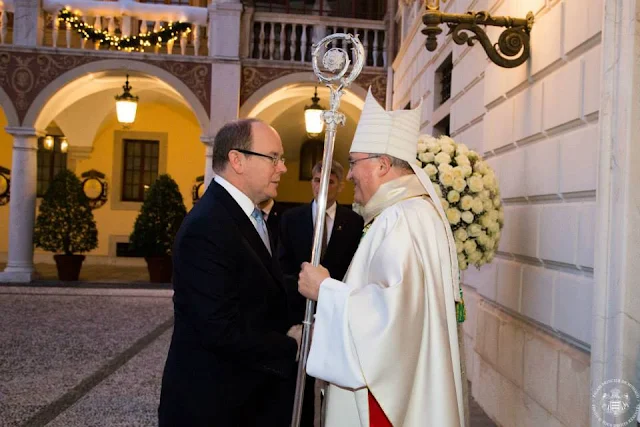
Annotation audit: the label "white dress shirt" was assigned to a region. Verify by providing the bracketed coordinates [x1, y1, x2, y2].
[214, 175, 261, 230]
[312, 200, 337, 242]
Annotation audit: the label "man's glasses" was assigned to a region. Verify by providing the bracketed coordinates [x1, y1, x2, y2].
[233, 149, 286, 166]
[348, 155, 381, 168]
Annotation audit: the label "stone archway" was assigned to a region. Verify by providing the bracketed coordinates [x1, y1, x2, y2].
[0, 55, 213, 283]
[0, 86, 20, 128]
[237, 72, 368, 205]
[239, 70, 369, 119]
[0, 51, 211, 131]
[23, 58, 210, 134]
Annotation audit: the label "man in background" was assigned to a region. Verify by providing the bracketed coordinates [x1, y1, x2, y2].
[258, 197, 286, 250]
[279, 159, 363, 426]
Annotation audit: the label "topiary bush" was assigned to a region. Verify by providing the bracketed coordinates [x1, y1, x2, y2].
[129, 174, 186, 257]
[33, 169, 98, 255]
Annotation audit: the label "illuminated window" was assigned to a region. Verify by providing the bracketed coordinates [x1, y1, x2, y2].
[122, 139, 159, 202]
[37, 137, 68, 197]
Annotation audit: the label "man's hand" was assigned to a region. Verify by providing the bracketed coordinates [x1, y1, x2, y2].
[287, 324, 303, 360]
[298, 262, 330, 301]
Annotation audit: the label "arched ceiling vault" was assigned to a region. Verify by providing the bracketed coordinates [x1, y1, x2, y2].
[33, 70, 200, 149]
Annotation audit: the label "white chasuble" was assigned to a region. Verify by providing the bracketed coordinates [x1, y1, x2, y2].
[306, 175, 464, 427]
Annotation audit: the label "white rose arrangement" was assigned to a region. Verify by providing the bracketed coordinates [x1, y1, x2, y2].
[418, 135, 504, 270]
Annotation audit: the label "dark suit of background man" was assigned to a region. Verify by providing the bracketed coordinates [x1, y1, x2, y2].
[159, 118, 302, 427]
[278, 160, 364, 427]
[258, 197, 285, 250]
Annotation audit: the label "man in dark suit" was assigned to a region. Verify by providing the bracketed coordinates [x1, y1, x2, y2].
[159, 119, 301, 427]
[258, 198, 285, 250]
[278, 160, 364, 427]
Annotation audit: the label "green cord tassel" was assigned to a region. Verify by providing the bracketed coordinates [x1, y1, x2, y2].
[456, 289, 466, 323]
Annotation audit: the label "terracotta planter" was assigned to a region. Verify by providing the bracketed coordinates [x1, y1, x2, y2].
[53, 254, 86, 281]
[145, 255, 173, 283]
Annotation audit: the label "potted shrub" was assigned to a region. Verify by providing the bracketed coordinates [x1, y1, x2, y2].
[129, 174, 186, 283]
[33, 169, 98, 281]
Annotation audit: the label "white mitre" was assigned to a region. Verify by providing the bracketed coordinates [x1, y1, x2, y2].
[350, 89, 422, 164]
[351, 89, 461, 302]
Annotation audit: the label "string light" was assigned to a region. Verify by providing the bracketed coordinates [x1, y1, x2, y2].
[57, 9, 192, 52]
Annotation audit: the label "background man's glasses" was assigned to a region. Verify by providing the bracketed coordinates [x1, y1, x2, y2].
[233, 148, 286, 166]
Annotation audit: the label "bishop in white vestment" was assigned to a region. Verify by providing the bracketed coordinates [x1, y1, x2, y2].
[299, 90, 465, 427]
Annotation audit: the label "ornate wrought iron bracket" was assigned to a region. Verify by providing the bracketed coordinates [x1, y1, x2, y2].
[422, 2, 534, 69]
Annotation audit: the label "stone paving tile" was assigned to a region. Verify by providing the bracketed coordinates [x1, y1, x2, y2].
[47, 330, 172, 427]
[0, 282, 496, 427]
[0, 288, 172, 426]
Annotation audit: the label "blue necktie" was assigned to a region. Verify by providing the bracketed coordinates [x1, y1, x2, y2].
[252, 208, 271, 255]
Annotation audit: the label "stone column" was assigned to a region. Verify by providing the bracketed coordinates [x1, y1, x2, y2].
[591, 0, 640, 425]
[200, 136, 215, 188]
[208, 0, 243, 59]
[13, 0, 44, 47]
[0, 127, 42, 283]
[66, 146, 93, 172]
[239, 6, 255, 59]
[206, 0, 242, 191]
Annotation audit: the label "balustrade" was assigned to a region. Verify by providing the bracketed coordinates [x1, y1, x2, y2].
[0, 1, 388, 66]
[0, 1, 13, 45]
[249, 12, 387, 68]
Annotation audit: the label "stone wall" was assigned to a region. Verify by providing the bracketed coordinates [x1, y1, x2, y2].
[463, 287, 590, 426]
[391, 0, 602, 424]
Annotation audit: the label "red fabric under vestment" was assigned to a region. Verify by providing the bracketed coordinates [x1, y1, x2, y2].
[368, 391, 392, 427]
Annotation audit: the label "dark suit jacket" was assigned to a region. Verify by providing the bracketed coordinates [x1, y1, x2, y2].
[277, 202, 363, 427]
[265, 201, 286, 250]
[278, 202, 364, 325]
[158, 181, 298, 427]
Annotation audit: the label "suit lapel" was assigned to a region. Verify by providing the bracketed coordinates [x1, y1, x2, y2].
[212, 183, 279, 283]
[325, 204, 346, 254]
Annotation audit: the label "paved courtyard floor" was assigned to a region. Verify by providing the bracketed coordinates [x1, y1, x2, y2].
[0, 263, 152, 284]
[0, 277, 496, 427]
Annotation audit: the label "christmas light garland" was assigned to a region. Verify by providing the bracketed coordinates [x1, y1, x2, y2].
[57, 9, 192, 52]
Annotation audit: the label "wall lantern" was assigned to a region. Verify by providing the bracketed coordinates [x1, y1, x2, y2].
[43, 135, 55, 151]
[304, 87, 326, 137]
[115, 74, 139, 126]
[0, 166, 10, 206]
[422, 0, 534, 68]
[59, 137, 69, 153]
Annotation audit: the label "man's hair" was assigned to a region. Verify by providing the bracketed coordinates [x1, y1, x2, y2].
[312, 160, 345, 182]
[384, 155, 414, 173]
[212, 118, 262, 173]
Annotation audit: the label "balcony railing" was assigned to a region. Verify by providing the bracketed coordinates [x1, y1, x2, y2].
[0, 0, 208, 57]
[0, 4, 13, 45]
[249, 12, 387, 68]
[252, 0, 386, 21]
[1, 1, 388, 66]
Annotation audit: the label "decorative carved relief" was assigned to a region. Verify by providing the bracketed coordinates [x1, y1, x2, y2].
[241, 66, 298, 106]
[0, 51, 98, 119]
[153, 61, 211, 115]
[357, 73, 387, 106]
[0, 48, 211, 125]
[241, 65, 387, 108]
